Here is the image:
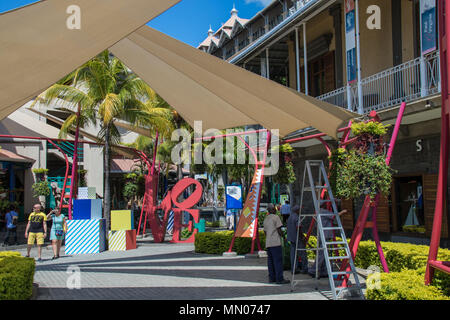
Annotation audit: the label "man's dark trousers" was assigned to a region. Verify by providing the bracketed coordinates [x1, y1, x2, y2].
[4, 227, 17, 245]
[267, 246, 284, 282]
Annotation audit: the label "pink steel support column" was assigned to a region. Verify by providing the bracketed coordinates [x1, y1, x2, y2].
[340, 103, 407, 285]
[142, 131, 159, 235]
[229, 130, 271, 254]
[46, 139, 70, 215]
[425, 0, 450, 284]
[68, 103, 82, 220]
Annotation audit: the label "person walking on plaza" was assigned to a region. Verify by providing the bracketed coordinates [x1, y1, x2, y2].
[263, 204, 289, 284]
[46, 209, 67, 259]
[308, 204, 347, 278]
[287, 205, 308, 274]
[25, 203, 47, 261]
[280, 200, 291, 225]
[3, 204, 19, 246]
[225, 208, 234, 230]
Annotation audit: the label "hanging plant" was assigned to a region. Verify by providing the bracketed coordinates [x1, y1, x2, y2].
[328, 148, 348, 196]
[32, 168, 48, 182]
[330, 121, 393, 201]
[334, 150, 393, 200]
[272, 143, 296, 185]
[351, 121, 389, 156]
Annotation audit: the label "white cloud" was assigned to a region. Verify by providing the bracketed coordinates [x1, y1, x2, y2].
[244, 0, 274, 7]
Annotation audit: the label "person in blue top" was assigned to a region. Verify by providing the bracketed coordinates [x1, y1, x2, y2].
[46, 209, 67, 259]
[2, 204, 19, 246]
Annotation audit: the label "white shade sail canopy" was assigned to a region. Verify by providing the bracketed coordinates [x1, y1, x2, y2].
[0, 0, 356, 139]
[0, 0, 180, 120]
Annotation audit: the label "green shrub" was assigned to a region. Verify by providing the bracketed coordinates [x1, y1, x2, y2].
[366, 269, 449, 300]
[0, 252, 35, 300]
[194, 230, 266, 255]
[402, 225, 426, 234]
[205, 221, 220, 228]
[354, 241, 450, 272]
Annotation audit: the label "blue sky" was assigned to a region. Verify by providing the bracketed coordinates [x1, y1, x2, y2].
[0, 0, 271, 47]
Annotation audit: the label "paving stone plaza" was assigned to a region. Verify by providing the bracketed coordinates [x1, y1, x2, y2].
[6, 237, 366, 300]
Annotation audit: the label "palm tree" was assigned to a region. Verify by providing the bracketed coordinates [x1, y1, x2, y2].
[32, 50, 171, 230]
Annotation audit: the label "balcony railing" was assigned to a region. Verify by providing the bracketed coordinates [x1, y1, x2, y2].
[317, 50, 441, 113]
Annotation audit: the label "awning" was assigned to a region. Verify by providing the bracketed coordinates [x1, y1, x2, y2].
[111, 159, 140, 173]
[0, 149, 35, 164]
[0, 0, 180, 120]
[0, 0, 356, 140]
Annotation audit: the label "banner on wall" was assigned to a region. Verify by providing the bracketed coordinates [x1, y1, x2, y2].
[345, 0, 357, 83]
[421, 0, 437, 55]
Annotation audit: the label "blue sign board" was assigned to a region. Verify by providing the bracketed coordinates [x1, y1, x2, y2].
[226, 185, 243, 210]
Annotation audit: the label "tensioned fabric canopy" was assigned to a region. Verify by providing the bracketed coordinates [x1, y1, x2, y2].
[0, 0, 356, 139]
[0, 0, 180, 121]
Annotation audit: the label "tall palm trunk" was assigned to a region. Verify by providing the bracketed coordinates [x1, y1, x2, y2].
[103, 124, 112, 230]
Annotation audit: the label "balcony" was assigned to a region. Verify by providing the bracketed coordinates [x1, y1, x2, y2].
[318, 50, 441, 114]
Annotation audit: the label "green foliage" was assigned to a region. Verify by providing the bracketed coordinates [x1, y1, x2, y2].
[217, 186, 225, 202]
[32, 168, 49, 175]
[194, 230, 266, 255]
[351, 121, 389, 136]
[0, 252, 35, 300]
[335, 150, 393, 200]
[32, 181, 50, 197]
[272, 143, 296, 185]
[206, 221, 221, 228]
[0, 199, 19, 213]
[353, 240, 450, 297]
[123, 183, 138, 200]
[402, 225, 426, 233]
[366, 270, 449, 300]
[328, 148, 348, 196]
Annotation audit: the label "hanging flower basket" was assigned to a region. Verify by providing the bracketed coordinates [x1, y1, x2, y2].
[330, 121, 393, 200]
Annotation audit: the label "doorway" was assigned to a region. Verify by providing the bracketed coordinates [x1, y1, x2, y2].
[393, 175, 424, 232]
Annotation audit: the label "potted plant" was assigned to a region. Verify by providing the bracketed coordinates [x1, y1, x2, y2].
[32, 181, 50, 208]
[32, 168, 50, 208]
[123, 173, 138, 207]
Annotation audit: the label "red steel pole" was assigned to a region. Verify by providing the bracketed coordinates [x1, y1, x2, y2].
[425, 0, 450, 284]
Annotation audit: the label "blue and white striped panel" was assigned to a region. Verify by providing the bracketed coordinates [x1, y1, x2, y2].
[167, 210, 174, 232]
[65, 219, 105, 255]
[108, 230, 126, 251]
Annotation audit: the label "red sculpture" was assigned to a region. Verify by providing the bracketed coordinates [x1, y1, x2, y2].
[139, 177, 203, 243]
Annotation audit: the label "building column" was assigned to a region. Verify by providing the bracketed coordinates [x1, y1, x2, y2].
[329, 4, 344, 88]
[355, 0, 363, 114]
[295, 27, 301, 92]
[303, 23, 309, 95]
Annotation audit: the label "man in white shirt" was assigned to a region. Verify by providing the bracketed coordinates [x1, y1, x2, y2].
[263, 204, 289, 284]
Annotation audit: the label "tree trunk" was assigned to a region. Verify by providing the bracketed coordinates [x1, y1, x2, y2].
[103, 125, 111, 231]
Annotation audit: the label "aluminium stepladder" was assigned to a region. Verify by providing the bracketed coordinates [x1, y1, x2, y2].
[290, 160, 364, 300]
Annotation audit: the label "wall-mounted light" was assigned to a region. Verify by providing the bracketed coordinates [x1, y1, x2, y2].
[425, 100, 435, 109]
